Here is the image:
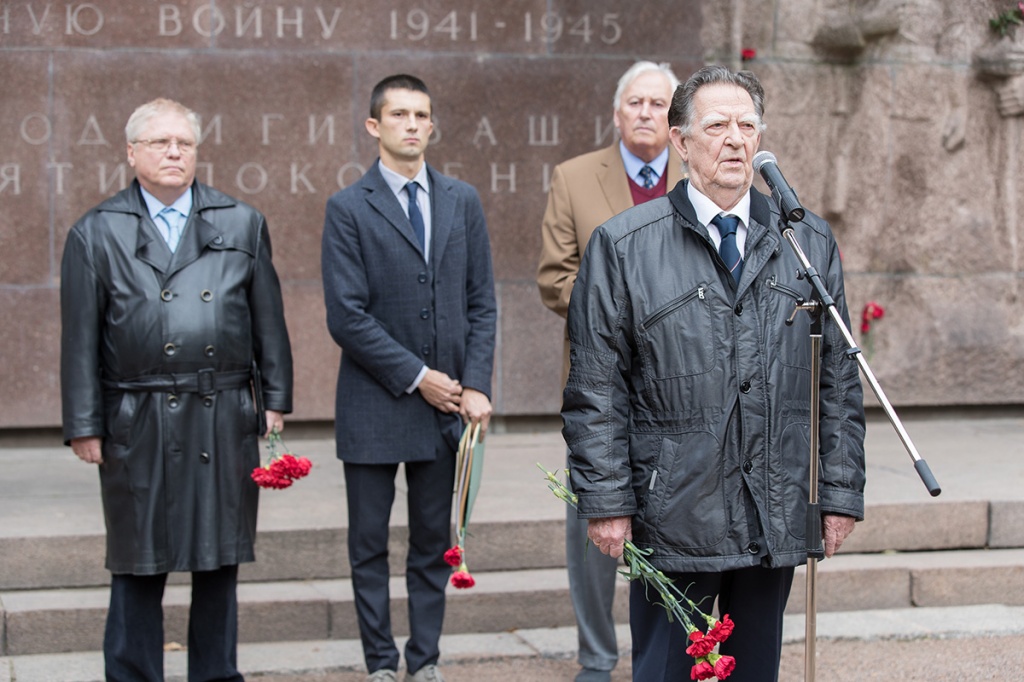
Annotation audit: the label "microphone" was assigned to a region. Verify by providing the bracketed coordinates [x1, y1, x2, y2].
[753, 151, 805, 223]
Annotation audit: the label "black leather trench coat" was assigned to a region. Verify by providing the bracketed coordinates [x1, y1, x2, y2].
[60, 180, 293, 575]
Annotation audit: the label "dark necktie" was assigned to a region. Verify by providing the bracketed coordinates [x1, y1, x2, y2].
[638, 165, 655, 190]
[712, 214, 743, 284]
[406, 181, 425, 250]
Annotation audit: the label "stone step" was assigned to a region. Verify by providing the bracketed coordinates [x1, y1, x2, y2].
[4, 604, 1024, 682]
[4, 549, 1024, 657]
[3, 499, 1022, 592]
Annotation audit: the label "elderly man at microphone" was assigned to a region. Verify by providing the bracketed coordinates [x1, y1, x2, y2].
[561, 65, 866, 682]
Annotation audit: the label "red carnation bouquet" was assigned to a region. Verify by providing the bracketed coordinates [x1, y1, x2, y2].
[251, 429, 312, 490]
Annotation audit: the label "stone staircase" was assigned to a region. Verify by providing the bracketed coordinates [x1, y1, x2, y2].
[2, 418, 1023, 667]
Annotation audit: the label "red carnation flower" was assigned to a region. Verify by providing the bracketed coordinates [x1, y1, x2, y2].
[444, 546, 463, 567]
[451, 570, 475, 589]
[251, 466, 293, 489]
[708, 614, 735, 644]
[271, 453, 313, 480]
[714, 654, 737, 679]
[861, 301, 885, 335]
[690, 660, 715, 680]
[686, 631, 717, 658]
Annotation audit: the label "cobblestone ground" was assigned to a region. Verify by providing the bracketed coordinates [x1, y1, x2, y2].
[250, 634, 1024, 681]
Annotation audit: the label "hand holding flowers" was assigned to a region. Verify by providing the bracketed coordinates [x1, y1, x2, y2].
[251, 429, 312, 490]
[539, 465, 737, 679]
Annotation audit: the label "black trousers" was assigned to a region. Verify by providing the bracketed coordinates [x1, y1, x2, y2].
[630, 564, 795, 682]
[344, 446, 456, 675]
[104, 565, 243, 682]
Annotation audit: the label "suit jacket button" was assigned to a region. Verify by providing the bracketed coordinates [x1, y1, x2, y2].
[421, 345, 431, 356]
[418, 272, 428, 283]
[420, 308, 430, 319]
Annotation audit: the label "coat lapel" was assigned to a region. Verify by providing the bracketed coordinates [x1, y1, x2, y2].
[427, 166, 454, 267]
[363, 163, 424, 258]
[595, 145, 634, 217]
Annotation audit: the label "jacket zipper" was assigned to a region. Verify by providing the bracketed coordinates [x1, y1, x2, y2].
[767, 274, 804, 301]
[639, 286, 706, 332]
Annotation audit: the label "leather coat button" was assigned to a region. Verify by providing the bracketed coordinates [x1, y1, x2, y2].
[163, 342, 176, 356]
[204, 345, 216, 357]
[742, 460, 754, 474]
[200, 452, 211, 463]
[200, 290, 213, 302]
[203, 397, 213, 407]
[160, 289, 173, 302]
[167, 394, 179, 408]
[747, 542, 760, 554]
[740, 380, 751, 393]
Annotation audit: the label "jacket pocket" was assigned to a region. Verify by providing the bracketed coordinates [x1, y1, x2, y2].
[779, 406, 812, 541]
[635, 284, 713, 379]
[104, 391, 137, 449]
[766, 275, 812, 370]
[642, 432, 727, 550]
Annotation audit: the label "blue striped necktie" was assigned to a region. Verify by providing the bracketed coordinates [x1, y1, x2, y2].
[712, 214, 742, 284]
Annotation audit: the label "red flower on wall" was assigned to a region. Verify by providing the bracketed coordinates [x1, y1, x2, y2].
[861, 301, 885, 335]
[741, 48, 757, 61]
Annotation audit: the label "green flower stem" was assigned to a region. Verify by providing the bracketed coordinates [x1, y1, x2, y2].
[538, 464, 718, 634]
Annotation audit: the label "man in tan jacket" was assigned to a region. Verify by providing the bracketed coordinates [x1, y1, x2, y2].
[536, 61, 682, 682]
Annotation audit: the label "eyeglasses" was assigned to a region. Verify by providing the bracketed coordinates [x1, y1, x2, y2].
[133, 138, 197, 154]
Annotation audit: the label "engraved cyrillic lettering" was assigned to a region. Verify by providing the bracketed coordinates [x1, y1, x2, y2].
[195, 162, 213, 186]
[20, 114, 52, 145]
[193, 5, 226, 37]
[315, 8, 341, 39]
[442, 162, 463, 179]
[78, 115, 108, 146]
[47, 161, 73, 195]
[528, 115, 559, 146]
[198, 114, 222, 146]
[261, 114, 283, 145]
[276, 7, 302, 38]
[236, 163, 267, 194]
[336, 162, 366, 189]
[159, 4, 182, 36]
[309, 115, 335, 145]
[0, 164, 21, 195]
[98, 162, 127, 193]
[66, 3, 102, 36]
[290, 163, 315, 193]
[490, 163, 516, 193]
[27, 3, 51, 35]
[473, 117, 497, 147]
[235, 6, 262, 38]
[594, 115, 615, 146]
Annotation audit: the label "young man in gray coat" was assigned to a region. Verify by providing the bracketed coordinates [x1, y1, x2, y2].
[321, 74, 496, 682]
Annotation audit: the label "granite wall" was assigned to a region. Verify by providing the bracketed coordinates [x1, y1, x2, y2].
[1, 0, 1022, 429]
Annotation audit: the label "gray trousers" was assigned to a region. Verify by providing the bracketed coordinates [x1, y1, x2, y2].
[566, 469, 620, 672]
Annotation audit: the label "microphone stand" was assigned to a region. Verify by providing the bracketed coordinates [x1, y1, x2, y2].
[775, 215, 942, 682]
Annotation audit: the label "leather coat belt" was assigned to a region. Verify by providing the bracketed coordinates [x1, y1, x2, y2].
[102, 368, 252, 397]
